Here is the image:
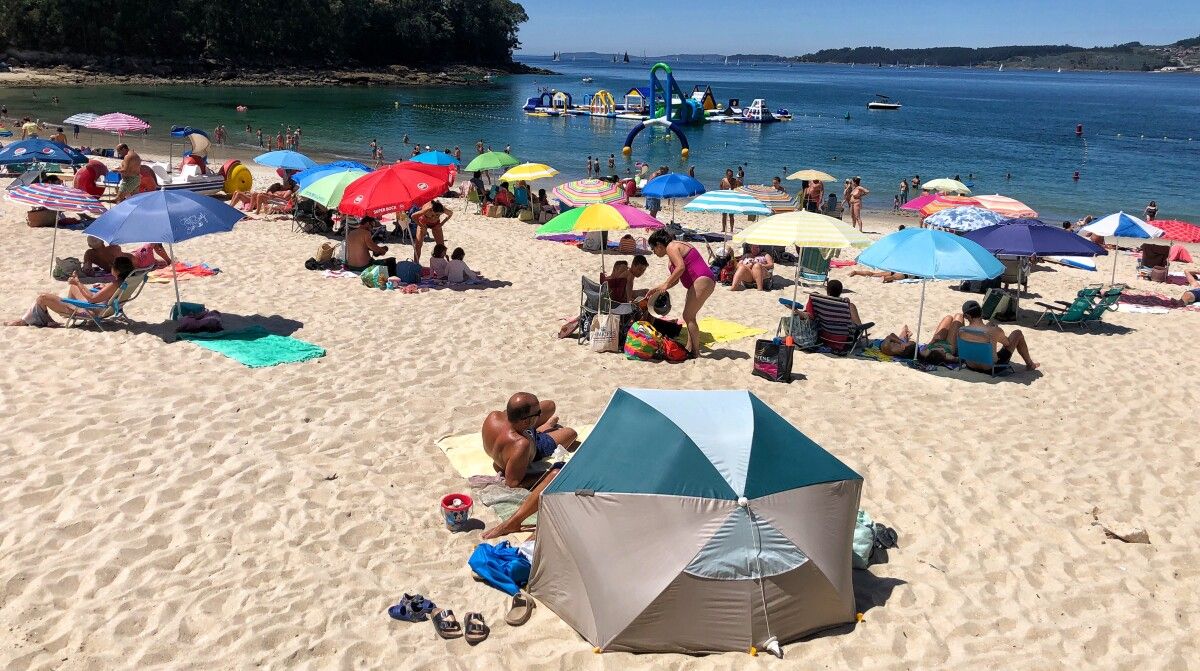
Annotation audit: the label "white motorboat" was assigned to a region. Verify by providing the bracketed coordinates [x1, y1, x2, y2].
[867, 94, 901, 110]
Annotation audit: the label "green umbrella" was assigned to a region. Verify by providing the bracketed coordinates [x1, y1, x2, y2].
[464, 151, 520, 173]
[297, 169, 369, 208]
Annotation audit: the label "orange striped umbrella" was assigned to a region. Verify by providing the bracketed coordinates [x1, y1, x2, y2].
[919, 195, 980, 218]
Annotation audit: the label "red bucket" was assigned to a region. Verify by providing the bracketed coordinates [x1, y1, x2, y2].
[440, 493, 473, 531]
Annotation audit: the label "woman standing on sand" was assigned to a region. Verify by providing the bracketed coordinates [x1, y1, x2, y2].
[849, 177, 869, 231]
[645, 229, 715, 359]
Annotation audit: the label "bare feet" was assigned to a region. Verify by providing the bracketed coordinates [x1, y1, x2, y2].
[1026, 362, 1040, 371]
[481, 517, 525, 540]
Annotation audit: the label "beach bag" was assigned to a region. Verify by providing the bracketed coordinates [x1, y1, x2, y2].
[660, 337, 689, 363]
[359, 264, 388, 289]
[589, 313, 621, 353]
[623, 320, 660, 360]
[316, 242, 335, 263]
[467, 541, 530, 597]
[53, 257, 82, 281]
[778, 315, 818, 349]
[1149, 266, 1168, 283]
[582, 231, 605, 252]
[752, 339, 794, 383]
[852, 510, 876, 569]
[517, 208, 534, 222]
[395, 260, 421, 285]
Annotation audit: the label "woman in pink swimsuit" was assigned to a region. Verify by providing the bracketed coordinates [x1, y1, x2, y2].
[646, 229, 716, 358]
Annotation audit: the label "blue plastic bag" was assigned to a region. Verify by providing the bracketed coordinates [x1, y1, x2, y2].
[468, 541, 531, 596]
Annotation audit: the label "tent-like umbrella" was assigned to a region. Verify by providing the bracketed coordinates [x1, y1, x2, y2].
[1081, 212, 1164, 282]
[683, 190, 771, 216]
[920, 178, 971, 195]
[0, 138, 88, 166]
[529, 387, 863, 655]
[857, 228, 1003, 353]
[733, 211, 871, 322]
[83, 190, 246, 316]
[973, 194, 1038, 219]
[500, 163, 559, 183]
[552, 179, 626, 207]
[919, 195, 981, 218]
[786, 169, 836, 182]
[923, 206, 1004, 232]
[292, 161, 374, 189]
[643, 174, 705, 222]
[337, 163, 451, 217]
[254, 150, 318, 172]
[736, 185, 797, 213]
[464, 151, 520, 173]
[86, 113, 150, 134]
[1153, 219, 1200, 244]
[410, 150, 459, 166]
[536, 203, 663, 271]
[8, 184, 106, 276]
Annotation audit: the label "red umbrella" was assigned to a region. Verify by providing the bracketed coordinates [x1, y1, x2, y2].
[1153, 219, 1200, 244]
[395, 160, 457, 184]
[338, 164, 451, 217]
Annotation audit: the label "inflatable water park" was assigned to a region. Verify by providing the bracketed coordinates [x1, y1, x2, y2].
[522, 63, 792, 156]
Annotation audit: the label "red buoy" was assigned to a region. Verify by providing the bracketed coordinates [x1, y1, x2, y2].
[1075, 124, 1083, 137]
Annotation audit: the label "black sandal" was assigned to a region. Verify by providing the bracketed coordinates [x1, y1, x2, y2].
[464, 612, 489, 644]
[431, 609, 463, 639]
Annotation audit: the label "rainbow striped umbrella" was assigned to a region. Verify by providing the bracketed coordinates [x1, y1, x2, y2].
[536, 202, 661, 271]
[8, 183, 105, 214]
[735, 185, 797, 213]
[87, 113, 150, 134]
[552, 179, 626, 207]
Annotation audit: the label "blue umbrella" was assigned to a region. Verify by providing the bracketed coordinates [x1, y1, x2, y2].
[253, 150, 318, 171]
[858, 228, 1004, 353]
[410, 150, 460, 166]
[84, 190, 246, 316]
[642, 174, 705, 199]
[965, 219, 1107, 258]
[0, 138, 88, 166]
[293, 161, 373, 189]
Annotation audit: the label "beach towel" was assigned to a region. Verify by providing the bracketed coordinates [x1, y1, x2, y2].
[682, 317, 766, 350]
[148, 262, 220, 283]
[179, 325, 326, 367]
[830, 259, 857, 269]
[1118, 291, 1200, 313]
[322, 269, 360, 279]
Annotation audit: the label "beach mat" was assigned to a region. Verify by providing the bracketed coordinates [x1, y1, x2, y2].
[179, 325, 326, 367]
[684, 317, 766, 350]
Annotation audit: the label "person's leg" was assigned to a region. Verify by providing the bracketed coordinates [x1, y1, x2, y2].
[1006, 329, 1038, 369]
[751, 264, 765, 290]
[36, 293, 84, 319]
[682, 277, 716, 355]
[413, 225, 428, 262]
[481, 467, 560, 539]
[929, 314, 957, 341]
[730, 265, 749, 290]
[431, 223, 444, 248]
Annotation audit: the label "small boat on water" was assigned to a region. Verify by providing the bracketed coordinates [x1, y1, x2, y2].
[581, 77, 594, 83]
[867, 94, 901, 111]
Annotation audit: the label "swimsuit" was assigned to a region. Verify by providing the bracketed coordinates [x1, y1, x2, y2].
[669, 246, 715, 290]
[527, 429, 558, 461]
[118, 174, 140, 194]
[1188, 288, 1200, 301]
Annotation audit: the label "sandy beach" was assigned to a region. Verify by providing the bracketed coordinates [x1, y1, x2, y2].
[0, 151, 1197, 670]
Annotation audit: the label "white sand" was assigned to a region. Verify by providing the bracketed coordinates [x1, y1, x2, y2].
[0, 153, 1197, 669]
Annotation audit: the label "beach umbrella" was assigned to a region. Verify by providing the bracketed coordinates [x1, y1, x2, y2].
[734, 211, 871, 319]
[1081, 212, 1164, 282]
[464, 151, 520, 173]
[83, 190, 246, 317]
[536, 202, 663, 271]
[86, 113, 150, 134]
[923, 206, 1004, 232]
[297, 169, 369, 209]
[920, 178, 971, 195]
[973, 194, 1038, 219]
[500, 162, 558, 182]
[900, 192, 939, 212]
[552, 179, 627, 207]
[338, 163, 451, 218]
[643, 174, 705, 222]
[858, 228, 1004, 354]
[411, 150, 460, 166]
[0, 138, 88, 166]
[919, 195, 980, 218]
[683, 190, 771, 215]
[254, 150, 318, 171]
[62, 113, 98, 126]
[966, 219, 1107, 258]
[786, 169, 836, 182]
[1152, 219, 1200, 244]
[736, 185, 797, 213]
[292, 160, 374, 189]
[528, 387, 862, 654]
[8, 184, 107, 276]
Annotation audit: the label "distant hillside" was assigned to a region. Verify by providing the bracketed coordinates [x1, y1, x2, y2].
[797, 41, 1185, 71]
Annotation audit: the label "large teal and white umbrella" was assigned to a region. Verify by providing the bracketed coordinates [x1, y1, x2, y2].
[683, 189, 772, 216]
[529, 388, 862, 656]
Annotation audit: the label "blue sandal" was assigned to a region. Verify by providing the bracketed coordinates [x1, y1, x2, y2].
[388, 593, 436, 622]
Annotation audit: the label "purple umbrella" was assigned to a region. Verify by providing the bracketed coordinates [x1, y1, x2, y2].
[964, 219, 1107, 257]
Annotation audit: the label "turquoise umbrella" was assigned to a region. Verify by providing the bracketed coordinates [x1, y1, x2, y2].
[857, 228, 1004, 355]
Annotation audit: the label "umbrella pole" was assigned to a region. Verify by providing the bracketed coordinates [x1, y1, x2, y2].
[49, 219, 58, 277]
[913, 281, 927, 360]
[1110, 243, 1118, 285]
[789, 262, 801, 334]
[169, 242, 182, 320]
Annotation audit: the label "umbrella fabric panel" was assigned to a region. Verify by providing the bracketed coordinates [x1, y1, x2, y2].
[919, 195, 980, 218]
[900, 192, 938, 211]
[551, 179, 626, 207]
[921, 178, 971, 195]
[1154, 219, 1200, 243]
[87, 113, 150, 132]
[8, 184, 105, 214]
[753, 560, 857, 646]
[732, 211, 871, 249]
[463, 151, 520, 172]
[786, 169, 835, 182]
[974, 194, 1038, 218]
[736, 185, 797, 213]
[535, 203, 662, 235]
[743, 394, 862, 498]
[62, 113, 98, 126]
[500, 163, 558, 182]
[923, 206, 1004, 232]
[293, 162, 373, 189]
[83, 190, 245, 244]
[642, 174, 705, 199]
[298, 170, 369, 208]
[857, 228, 1005, 280]
[546, 390, 737, 499]
[683, 506, 808, 580]
[683, 190, 771, 215]
[0, 139, 88, 166]
[411, 150, 459, 166]
[529, 491, 734, 649]
[254, 150, 318, 171]
[607, 570, 754, 654]
[1082, 212, 1163, 239]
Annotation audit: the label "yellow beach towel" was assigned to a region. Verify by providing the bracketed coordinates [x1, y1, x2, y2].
[436, 424, 594, 480]
[685, 317, 766, 350]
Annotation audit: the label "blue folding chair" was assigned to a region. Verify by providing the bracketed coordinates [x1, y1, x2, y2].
[955, 327, 1013, 377]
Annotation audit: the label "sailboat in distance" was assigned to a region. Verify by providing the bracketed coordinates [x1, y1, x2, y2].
[623, 51, 630, 63]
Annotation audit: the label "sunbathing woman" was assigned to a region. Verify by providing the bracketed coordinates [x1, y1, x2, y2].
[730, 244, 774, 291]
[878, 323, 956, 365]
[850, 269, 910, 282]
[229, 179, 295, 214]
[646, 229, 716, 359]
[8, 257, 135, 327]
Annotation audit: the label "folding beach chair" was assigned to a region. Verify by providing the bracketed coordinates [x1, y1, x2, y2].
[1082, 284, 1126, 324]
[798, 247, 833, 286]
[62, 268, 150, 330]
[955, 327, 1013, 377]
[998, 256, 1029, 295]
[579, 276, 633, 344]
[798, 293, 873, 356]
[1033, 286, 1101, 330]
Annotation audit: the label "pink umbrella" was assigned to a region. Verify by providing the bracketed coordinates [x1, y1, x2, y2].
[900, 192, 938, 211]
[87, 113, 151, 134]
[974, 194, 1038, 219]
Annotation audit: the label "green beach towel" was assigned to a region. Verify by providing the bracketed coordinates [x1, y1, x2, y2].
[179, 325, 325, 368]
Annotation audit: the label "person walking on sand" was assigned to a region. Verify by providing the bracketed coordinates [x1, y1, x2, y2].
[719, 168, 736, 232]
[256, 128, 264, 147]
[849, 177, 868, 231]
[842, 178, 853, 214]
[645, 229, 716, 359]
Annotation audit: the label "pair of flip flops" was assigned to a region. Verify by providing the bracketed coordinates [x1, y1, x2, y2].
[388, 593, 436, 622]
[432, 609, 489, 645]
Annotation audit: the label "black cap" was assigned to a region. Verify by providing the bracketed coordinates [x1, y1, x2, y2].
[962, 300, 982, 317]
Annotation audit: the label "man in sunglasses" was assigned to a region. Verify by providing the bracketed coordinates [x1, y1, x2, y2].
[483, 392, 579, 490]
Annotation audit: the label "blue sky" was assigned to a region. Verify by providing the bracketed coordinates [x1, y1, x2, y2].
[514, 0, 1200, 55]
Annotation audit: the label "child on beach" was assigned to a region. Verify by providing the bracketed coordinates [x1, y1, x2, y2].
[446, 248, 478, 283]
[428, 244, 449, 279]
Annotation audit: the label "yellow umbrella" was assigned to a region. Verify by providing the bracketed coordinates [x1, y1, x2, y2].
[500, 162, 559, 182]
[921, 178, 972, 195]
[786, 169, 836, 182]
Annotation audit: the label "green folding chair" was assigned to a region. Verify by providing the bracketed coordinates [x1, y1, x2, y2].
[1034, 286, 1102, 330]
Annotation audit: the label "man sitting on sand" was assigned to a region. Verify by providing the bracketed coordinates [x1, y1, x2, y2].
[1181, 270, 1200, 305]
[482, 393, 578, 489]
[960, 300, 1039, 371]
[345, 217, 398, 277]
[115, 144, 142, 203]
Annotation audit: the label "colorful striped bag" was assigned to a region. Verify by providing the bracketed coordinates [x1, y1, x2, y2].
[623, 320, 660, 361]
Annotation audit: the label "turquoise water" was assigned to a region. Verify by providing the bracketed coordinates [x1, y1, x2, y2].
[4, 58, 1199, 221]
